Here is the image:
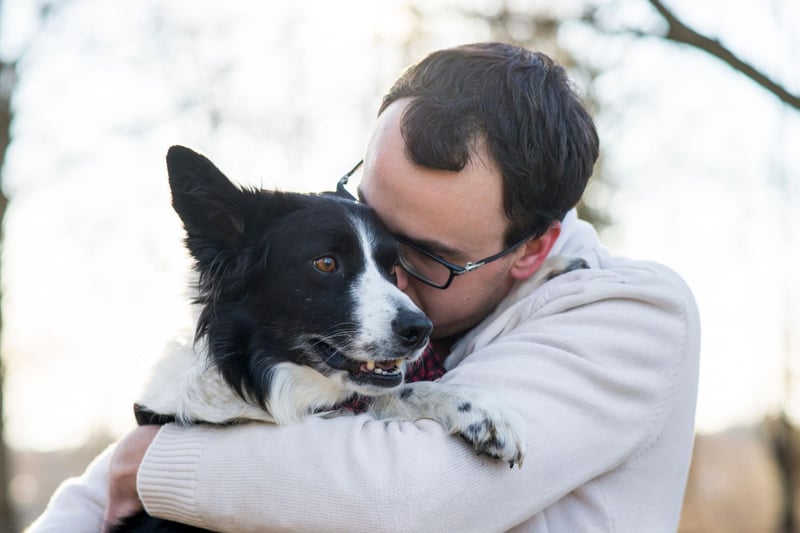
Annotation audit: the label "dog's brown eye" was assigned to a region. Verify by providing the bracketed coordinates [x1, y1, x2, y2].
[313, 256, 337, 273]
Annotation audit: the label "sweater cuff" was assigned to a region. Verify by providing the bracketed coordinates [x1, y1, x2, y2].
[137, 424, 209, 526]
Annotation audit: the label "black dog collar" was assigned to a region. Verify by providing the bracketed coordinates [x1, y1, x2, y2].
[133, 403, 177, 426]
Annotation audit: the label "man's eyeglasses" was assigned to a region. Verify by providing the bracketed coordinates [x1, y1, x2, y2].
[335, 160, 529, 290]
[336, 160, 363, 200]
[396, 236, 529, 289]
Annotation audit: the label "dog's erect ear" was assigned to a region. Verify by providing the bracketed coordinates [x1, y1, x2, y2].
[166, 145, 246, 254]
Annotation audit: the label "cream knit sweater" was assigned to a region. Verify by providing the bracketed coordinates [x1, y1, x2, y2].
[30, 211, 700, 532]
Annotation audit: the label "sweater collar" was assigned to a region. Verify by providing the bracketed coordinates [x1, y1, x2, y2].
[445, 209, 598, 369]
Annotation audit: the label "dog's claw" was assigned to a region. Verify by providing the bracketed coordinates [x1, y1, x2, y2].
[453, 399, 526, 469]
[508, 455, 523, 469]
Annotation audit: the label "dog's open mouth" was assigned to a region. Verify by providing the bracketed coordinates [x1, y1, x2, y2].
[316, 342, 405, 388]
[355, 358, 404, 384]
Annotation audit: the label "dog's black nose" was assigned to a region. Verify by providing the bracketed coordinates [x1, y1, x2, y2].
[393, 309, 433, 351]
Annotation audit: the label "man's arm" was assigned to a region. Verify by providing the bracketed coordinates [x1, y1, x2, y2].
[27, 444, 114, 532]
[134, 263, 699, 532]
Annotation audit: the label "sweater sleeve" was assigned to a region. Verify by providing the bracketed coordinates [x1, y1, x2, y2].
[138, 262, 699, 532]
[26, 444, 113, 532]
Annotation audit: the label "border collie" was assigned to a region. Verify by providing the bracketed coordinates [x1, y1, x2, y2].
[115, 146, 581, 531]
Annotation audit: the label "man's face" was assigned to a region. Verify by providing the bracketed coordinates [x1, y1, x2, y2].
[358, 99, 521, 340]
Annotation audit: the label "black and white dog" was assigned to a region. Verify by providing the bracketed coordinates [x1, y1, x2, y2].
[116, 145, 560, 531]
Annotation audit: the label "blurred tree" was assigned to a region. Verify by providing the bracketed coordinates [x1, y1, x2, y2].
[623, 2, 798, 530]
[0, 13, 16, 531]
[0, 44, 15, 533]
[0, 3, 69, 529]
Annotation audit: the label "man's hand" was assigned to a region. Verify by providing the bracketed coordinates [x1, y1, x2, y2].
[102, 425, 160, 532]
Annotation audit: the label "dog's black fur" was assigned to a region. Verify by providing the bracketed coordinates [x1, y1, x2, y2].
[111, 146, 432, 532]
[170, 147, 431, 399]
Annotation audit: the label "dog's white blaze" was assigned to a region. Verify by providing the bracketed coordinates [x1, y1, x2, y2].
[348, 216, 418, 357]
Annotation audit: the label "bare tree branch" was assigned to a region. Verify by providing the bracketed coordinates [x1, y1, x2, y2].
[646, 0, 800, 110]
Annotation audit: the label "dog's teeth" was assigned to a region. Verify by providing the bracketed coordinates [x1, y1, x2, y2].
[393, 359, 403, 367]
[365, 360, 375, 371]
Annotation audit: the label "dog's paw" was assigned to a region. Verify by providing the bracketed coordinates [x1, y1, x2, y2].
[446, 388, 527, 468]
[370, 382, 527, 468]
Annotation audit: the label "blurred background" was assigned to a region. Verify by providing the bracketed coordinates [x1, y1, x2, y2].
[0, 0, 797, 531]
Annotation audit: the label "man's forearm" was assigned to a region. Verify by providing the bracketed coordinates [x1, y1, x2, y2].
[27, 445, 114, 532]
[139, 416, 524, 533]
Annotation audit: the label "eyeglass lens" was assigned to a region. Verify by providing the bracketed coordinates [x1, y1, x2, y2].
[397, 243, 452, 288]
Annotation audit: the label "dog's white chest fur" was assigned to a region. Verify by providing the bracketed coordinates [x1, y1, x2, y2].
[138, 339, 353, 426]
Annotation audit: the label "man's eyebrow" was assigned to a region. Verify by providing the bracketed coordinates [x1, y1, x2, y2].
[357, 186, 463, 258]
[398, 234, 463, 258]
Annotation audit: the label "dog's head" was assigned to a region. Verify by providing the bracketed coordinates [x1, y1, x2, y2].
[166, 145, 431, 402]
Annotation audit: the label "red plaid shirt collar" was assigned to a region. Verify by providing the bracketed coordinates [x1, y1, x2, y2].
[404, 341, 448, 383]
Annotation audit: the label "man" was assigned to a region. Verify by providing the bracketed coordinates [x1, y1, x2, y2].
[32, 42, 700, 532]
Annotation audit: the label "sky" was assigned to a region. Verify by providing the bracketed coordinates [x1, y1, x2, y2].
[0, 0, 798, 452]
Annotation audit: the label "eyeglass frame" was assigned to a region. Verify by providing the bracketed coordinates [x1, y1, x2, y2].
[335, 160, 532, 290]
[395, 236, 530, 289]
[336, 160, 363, 200]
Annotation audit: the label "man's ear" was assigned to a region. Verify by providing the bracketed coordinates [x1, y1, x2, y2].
[509, 221, 561, 281]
